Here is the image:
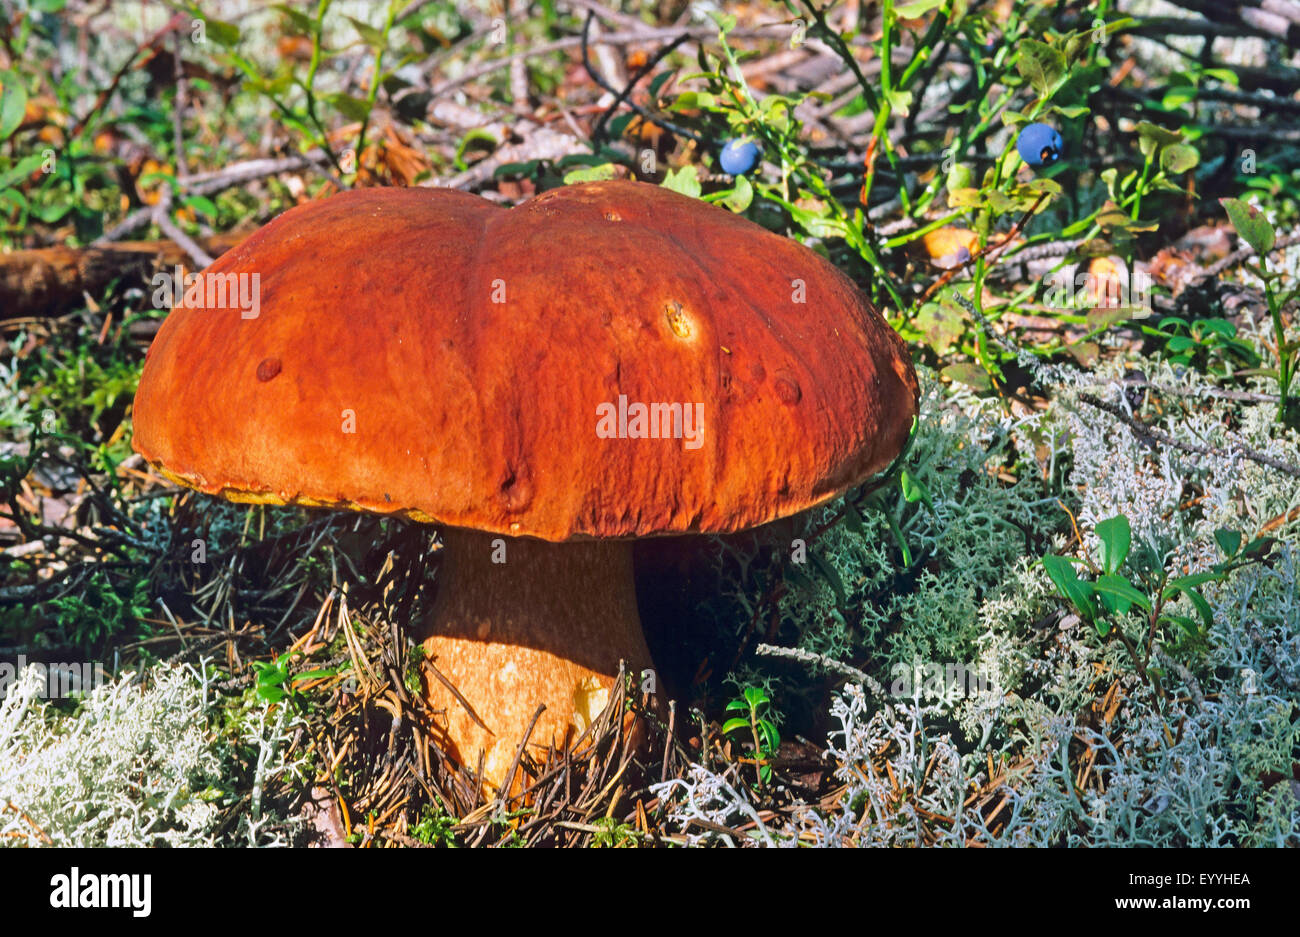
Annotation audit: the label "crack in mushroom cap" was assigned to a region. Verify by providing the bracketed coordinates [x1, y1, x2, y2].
[132, 180, 919, 541]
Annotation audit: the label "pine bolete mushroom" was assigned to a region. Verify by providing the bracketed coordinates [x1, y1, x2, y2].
[132, 180, 919, 788]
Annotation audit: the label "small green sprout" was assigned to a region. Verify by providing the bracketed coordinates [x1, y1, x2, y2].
[723, 685, 780, 788]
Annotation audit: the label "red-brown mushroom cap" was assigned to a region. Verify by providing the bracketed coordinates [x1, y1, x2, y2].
[133, 180, 918, 541]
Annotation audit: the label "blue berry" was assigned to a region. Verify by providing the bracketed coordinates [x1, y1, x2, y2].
[719, 138, 760, 176]
[1017, 122, 1063, 169]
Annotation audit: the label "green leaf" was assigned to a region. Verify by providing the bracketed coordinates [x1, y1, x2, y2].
[345, 14, 386, 47]
[1162, 580, 1216, 629]
[1099, 167, 1119, 200]
[1052, 105, 1090, 119]
[1194, 318, 1236, 340]
[1094, 573, 1152, 615]
[0, 153, 45, 190]
[915, 302, 964, 356]
[668, 90, 716, 111]
[1022, 177, 1064, 198]
[661, 165, 701, 199]
[1043, 555, 1097, 620]
[555, 153, 611, 169]
[256, 665, 288, 687]
[246, 70, 293, 99]
[899, 469, 935, 512]
[896, 0, 946, 17]
[715, 173, 753, 213]
[941, 362, 991, 391]
[1042, 554, 1077, 587]
[0, 188, 28, 214]
[647, 71, 675, 102]
[945, 163, 974, 193]
[1097, 208, 1159, 233]
[884, 88, 913, 117]
[494, 159, 541, 179]
[722, 717, 750, 736]
[454, 128, 498, 171]
[1162, 570, 1222, 599]
[563, 163, 617, 184]
[275, 4, 317, 36]
[203, 17, 242, 47]
[1016, 39, 1066, 96]
[1242, 536, 1276, 559]
[1160, 143, 1199, 174]
[783, 198, 848, 240]
[1135, 121, 1183, 159]
[606, 113, 636, 138]
[1220, 198, 1275, 256]
[1184, 588, 1214, 630]
[985, 190, 1017, 214]
[181, 194, 218, 221]
[725, 699, 748, 712]
[326, 93, 372, 124]
[1214, 528, 1242, 557]
[292, 668, 336, 683]
[0, 70, 28, 142]
[1063, 33, 1089, 66]
[758, 721, 780, 753]
[1095, 514, 1131, 574]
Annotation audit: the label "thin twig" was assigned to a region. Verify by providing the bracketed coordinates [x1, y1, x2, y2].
[1110, 379, 1280, 405]
[95, 153, 332, 244]
[1193, 233, 1300, 285]
[919, 194, 1049, 304]
[755, 643, 887, 697]
[591, 27, 692, 144]
[1077, 393, 1300, 479]
[151, 192, 214, 267]
[580, 13, 705, 144]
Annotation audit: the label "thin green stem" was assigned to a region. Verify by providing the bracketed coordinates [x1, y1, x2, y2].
[353, 0, 400, 172]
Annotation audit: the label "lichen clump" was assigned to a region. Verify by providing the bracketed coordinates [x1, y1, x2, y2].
[655, 359, 1300, 846]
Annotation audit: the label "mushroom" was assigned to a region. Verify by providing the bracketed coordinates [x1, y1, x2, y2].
[132, 180, 919, 788]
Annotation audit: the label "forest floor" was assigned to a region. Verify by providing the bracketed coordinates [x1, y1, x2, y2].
[1, 0, 1298, 846]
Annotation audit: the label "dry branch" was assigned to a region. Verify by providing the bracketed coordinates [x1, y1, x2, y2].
[0, 233, 248, 318]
